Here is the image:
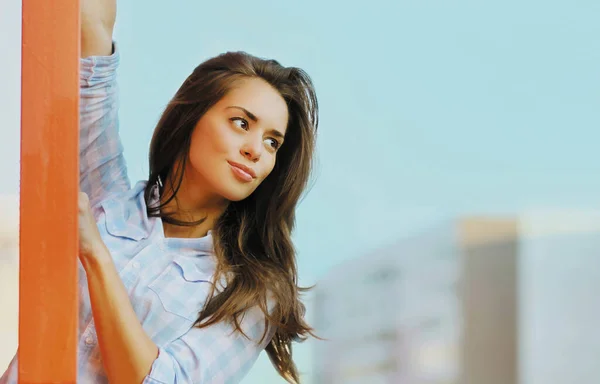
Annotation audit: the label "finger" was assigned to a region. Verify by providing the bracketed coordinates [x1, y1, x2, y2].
[78, 191, 90, 210]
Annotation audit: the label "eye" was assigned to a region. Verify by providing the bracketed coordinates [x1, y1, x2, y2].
[230, 117, 249, 130]
[265, 138, 281, 150]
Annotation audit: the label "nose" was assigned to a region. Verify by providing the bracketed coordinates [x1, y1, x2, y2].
[240, 135, 263, 162]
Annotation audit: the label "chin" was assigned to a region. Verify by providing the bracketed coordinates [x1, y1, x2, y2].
[218, 185, 255, 202]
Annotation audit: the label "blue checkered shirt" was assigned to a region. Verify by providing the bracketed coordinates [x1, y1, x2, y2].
[1, 43, 272, 384]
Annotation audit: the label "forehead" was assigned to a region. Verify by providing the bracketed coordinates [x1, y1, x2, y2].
[218, 77, 289, 133]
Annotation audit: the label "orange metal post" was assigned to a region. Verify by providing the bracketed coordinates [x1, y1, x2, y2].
[19, 1, 79, 383]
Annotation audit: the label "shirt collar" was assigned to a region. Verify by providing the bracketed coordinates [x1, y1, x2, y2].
[102, 180, 215, 256]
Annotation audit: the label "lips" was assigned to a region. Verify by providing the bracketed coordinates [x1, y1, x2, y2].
[228, 161, 256, 182]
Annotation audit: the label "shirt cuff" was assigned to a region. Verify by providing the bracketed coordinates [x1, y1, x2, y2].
[80, 41, 120, 87]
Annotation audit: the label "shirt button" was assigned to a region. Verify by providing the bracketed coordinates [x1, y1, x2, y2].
[132, 262, 140, 269]
[85, 336, 94, 345]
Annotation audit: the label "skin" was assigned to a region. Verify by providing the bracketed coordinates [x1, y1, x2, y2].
[80, 0, 115, 58]
[160, 77, 289, 239]
[78, 2, 290, 380]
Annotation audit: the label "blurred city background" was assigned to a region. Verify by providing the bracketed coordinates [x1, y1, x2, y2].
[2, 0, 600, 383]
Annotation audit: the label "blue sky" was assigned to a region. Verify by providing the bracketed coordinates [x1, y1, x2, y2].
[1, 0, 599, 382]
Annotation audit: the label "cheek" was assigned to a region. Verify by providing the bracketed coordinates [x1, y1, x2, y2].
[190, 124, 231, 162]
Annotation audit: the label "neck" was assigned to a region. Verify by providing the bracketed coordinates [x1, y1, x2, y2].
[160, 171, 229, 239]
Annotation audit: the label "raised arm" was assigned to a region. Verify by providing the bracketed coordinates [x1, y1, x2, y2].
[81, 0, 115, 59]
[80, 0, 130, 208]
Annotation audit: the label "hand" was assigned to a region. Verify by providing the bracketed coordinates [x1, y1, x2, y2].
[78, 192, 106, 265]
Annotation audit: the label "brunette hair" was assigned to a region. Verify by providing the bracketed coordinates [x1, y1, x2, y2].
[144, 51, 318, 383]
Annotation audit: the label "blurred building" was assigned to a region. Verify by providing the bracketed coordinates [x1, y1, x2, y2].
[0, 194, 19, 373]
[518, 211, 600, 384]
[313, 212, 600, 384]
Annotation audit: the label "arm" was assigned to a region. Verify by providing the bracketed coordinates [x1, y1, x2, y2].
[82, 243, 159, 383]
[83, 244, 270, 384]
[81, 0, 115, 59]
[80, 0, 130, 208]
[78, 194, 271, 383]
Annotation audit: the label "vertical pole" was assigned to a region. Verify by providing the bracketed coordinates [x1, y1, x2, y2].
[19, 0, 79, 382]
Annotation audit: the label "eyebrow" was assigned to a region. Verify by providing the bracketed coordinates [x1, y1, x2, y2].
[226, 106, 285, 140]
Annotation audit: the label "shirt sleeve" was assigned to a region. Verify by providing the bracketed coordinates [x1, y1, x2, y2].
[143, 305, 275, 384]
[0, 351, 18, 384]
[79, 41, 130, 209]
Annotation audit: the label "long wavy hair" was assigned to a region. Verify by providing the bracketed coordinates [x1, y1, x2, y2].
[143, 51, 318, 383]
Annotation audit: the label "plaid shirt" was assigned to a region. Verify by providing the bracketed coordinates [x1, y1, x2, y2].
[1, 44, 272, 384]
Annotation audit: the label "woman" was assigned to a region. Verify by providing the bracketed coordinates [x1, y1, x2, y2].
[1, 0, 317, 383]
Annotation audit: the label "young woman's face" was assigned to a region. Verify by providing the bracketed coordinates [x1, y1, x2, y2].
[186, 77, 289, 202]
